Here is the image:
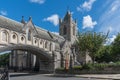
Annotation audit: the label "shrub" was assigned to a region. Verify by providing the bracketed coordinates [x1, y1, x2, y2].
[73, 65, 82, 70]
[82, 64, 94, 70]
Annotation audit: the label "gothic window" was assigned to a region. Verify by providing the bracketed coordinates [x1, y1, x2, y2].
[21, 37, 24, 41]
[28, 30, 31, 41]
[50, 43, 52, 51]
[2, 31, 8, 42]
[40, 40, 42, 44]
[63, 25, 67, 35]
[12, 35, 16, 39]
[35, 40, 37, 44]
[73, 26, 75, 35]
[45, 41, 47, 48]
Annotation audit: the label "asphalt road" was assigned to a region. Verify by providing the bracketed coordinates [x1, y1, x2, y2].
[10, 73, 108, 80]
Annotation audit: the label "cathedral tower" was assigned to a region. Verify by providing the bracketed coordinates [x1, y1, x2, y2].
[59, 11, 77, 44]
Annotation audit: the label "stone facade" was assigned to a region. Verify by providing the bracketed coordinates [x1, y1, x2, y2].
[0, 11, 83, 72]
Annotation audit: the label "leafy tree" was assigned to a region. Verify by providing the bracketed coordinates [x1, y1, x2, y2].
[76, 31, 108, 63]
[111, 33, 120, 61]
[95, 45, 112, 63]
[0, 53, 10, 67]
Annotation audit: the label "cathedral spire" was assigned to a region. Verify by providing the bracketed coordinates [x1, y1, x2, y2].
[29, 16, 32, 21]
[21, 16, 26, 24]
[59, 10, 77, 43]
[64, 10, 72, 22]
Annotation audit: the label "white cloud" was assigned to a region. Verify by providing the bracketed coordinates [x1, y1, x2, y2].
[107, 26, 113, 32]
[111, 5, 118, 12]
[104, 35, 116, 45]
[0, 10, 7, 16]
[82, 15, 97, 29]
[43, 14, 59, 26]
[110, 0, 120, 13]
[30, 0, 45, 4]
[51, 32, 59, 35]
[77, 0, 96, 12]
[105, 35, 116, 45]
[98, 0, 120, 34]
[109, 35, 116, 43]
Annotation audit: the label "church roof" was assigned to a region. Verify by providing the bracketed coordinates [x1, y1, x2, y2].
[63, 11, 71, 21]
[0, 15, 65, 43]
[0, 15, 24, 33]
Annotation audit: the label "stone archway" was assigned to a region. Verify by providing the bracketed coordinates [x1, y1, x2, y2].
[0, 44, 54, 72]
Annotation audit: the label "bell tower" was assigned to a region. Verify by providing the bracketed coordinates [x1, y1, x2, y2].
[59, 11, 77, 44]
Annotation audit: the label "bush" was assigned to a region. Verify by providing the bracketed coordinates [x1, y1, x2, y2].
[73, 65, 82, 70]
[93, 63, 108, 70]
[55, 67, 64, 71]
[56, 62, 120, 74]
[82, 64, 94, 70]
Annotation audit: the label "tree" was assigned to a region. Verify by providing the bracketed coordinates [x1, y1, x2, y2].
[76, 31, 108, 63]
[95, 45, 112, 63]
[111, 33, 120, 61]
[0, 53, 10, 67]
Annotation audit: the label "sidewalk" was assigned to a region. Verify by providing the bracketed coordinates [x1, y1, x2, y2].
[10, 72, 120, 79]
[75, 74, 120, 80]
[44, 74, 120, 80]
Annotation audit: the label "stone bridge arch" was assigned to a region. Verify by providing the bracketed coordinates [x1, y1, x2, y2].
[0, 44, 54, 72]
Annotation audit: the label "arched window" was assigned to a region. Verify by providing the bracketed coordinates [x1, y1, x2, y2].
[63, 25, 67, 35]
[50, 43, 52, 51]
[45, 41, 47, 49]
[12, 34, 16, 39]
[34, 39, 37, 44]
[28, 30, 31, 41]
[12, 33, 18, 43]
[2, 31, 8, 42]
[21, 37, 24, 41]
[40, 39, 43, 44]
[73, 26, 75, 35]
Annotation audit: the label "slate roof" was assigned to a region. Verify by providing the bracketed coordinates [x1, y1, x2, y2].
[0, 15, 24, 33]
[0, 15, 65, 43]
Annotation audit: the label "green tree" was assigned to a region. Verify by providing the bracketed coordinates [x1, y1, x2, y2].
[0, 53, 10, 67]
[76, 31, 108, 63]
[111, 33, 120, 61]
[95, 45, 112, 63]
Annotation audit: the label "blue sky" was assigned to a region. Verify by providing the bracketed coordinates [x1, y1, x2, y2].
[0, 0, 120, 43]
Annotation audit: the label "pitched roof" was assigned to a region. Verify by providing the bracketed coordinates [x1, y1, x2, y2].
[0, 15, 65, 43]
[0, 15, 24, 33]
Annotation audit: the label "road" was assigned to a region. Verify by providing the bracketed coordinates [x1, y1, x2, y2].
[10, 73, 109, 80]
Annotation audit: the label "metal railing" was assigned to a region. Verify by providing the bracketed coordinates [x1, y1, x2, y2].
[0, 68, 9, 80]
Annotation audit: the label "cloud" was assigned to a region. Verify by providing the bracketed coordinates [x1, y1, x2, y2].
[98, 0, 120, 35]
[0, 10, 7, 16]
[43, 14, 59, 26]
[77, 0, 96, 12]
[82, 15, 97, 29]
[110, 0, 120, 13]
[105, 35, 116, 45]
[30, 0, 45, 4]
[109, 35, 116, 43]
[51, 32, 59, 35]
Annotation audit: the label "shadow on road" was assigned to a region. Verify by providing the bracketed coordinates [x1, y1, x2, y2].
[10, 73, 41, 77]
[45, 74, 76, 78]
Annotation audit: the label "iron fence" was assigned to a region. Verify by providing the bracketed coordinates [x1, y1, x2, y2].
[0, 68, 9, 80]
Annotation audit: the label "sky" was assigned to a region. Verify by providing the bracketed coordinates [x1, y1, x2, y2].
[0, 0, 120, 44]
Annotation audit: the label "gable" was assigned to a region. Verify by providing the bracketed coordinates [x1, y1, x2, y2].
[23, 19, 38, 36]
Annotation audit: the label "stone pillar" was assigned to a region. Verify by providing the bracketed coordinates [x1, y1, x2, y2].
[34, 56, 40, 71]
[27, 52, 32, 70]
[12, 50, 18, 71]
[69, 56, 73, 69]
[60, 53, 64, 68]
[9, 52, 12, 68]
[52, 51, 55, 71]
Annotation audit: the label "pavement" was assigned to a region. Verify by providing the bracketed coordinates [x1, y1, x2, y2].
[44, 74, 120, 80]
[10, 73, 120, 80]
